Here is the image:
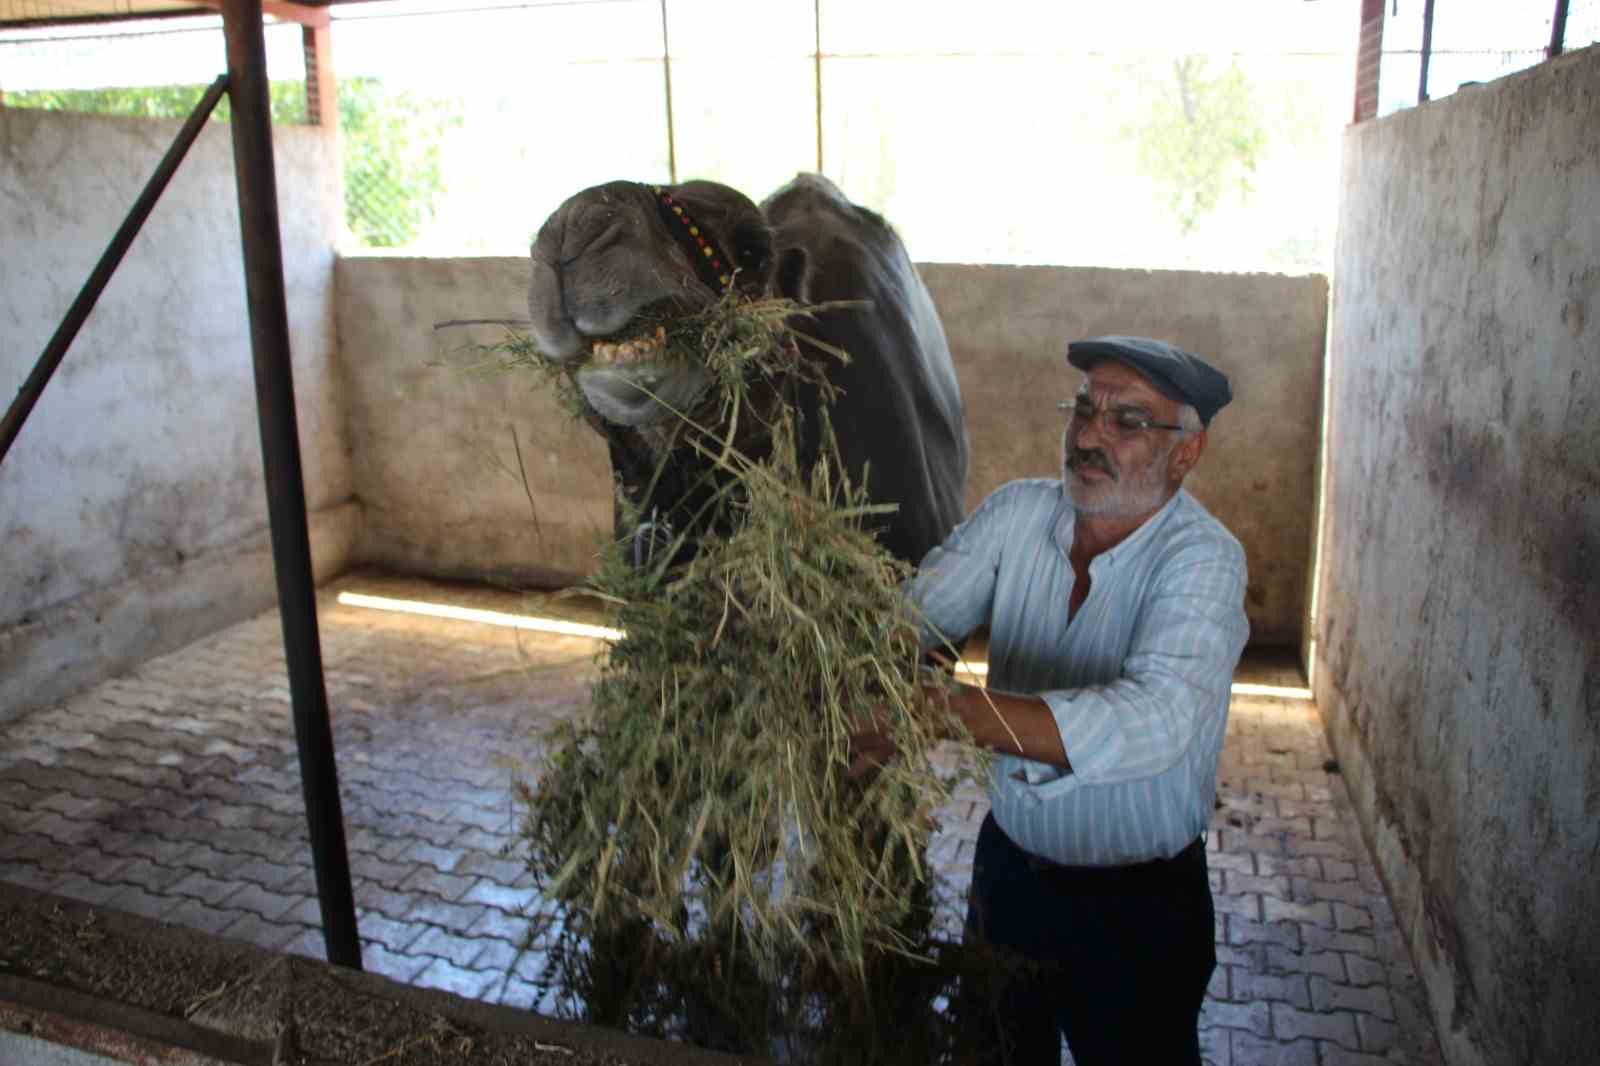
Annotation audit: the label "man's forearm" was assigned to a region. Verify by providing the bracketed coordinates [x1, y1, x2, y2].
[928, 683, 1071, 770]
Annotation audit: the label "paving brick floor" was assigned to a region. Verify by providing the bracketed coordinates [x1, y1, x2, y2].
[0, 570, 1443, 1065]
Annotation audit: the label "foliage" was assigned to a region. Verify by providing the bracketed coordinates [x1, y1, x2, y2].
[1121, 56, 1270, 234]
[337, 77, 461, 248]
[7, 81, 306, 124]
[7, 77, 459, 249]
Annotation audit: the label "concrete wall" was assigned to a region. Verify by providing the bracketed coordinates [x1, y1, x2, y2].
[338, 258, 1326, 646]
[1313, 47, 1599, 1066]
[0, 108, 354, 723]
[336, 256, 613, 589]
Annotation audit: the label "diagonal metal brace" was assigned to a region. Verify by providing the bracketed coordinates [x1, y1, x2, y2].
[0, 75, 230, 470]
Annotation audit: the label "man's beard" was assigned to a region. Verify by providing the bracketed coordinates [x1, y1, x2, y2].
[1062, 434, 1177, 517]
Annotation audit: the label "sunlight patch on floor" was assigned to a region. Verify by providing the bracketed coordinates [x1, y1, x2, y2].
[335, 591, 623, 642]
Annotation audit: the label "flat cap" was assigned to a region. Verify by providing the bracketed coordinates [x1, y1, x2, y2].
[1067, 335, 1233, 427]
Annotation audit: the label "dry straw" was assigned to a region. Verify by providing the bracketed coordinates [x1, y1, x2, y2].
[491, 290, 983, 1058]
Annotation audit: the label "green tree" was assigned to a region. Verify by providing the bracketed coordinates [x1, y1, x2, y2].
[7, 81, 306, 123]
[1122, 56, 1268, 234]
[336, 78, 461, 248]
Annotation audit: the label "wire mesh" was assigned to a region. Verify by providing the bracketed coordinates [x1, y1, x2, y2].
[1565, 0, 1600, 50]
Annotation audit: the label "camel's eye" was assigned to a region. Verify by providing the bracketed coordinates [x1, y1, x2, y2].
[731, 221, 772, 274]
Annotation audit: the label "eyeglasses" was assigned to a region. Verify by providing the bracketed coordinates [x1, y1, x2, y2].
[1058, 397, 1187, 437]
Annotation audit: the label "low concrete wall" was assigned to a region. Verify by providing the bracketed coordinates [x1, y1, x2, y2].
[1313, 47, 1600, 1066]
[336, 256, 614, 589]
[0, 108, 351, 723]
[338, 257, 1325, 646]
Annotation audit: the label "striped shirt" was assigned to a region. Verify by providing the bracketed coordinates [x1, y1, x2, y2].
[908, 479, 1249, 867]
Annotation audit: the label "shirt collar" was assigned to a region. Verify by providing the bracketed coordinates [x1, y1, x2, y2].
[1051, 483, 1188, 567]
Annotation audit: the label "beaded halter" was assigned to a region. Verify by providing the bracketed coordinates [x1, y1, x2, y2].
[652, 185, 735, 293]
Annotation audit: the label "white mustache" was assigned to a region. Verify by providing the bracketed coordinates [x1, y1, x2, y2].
[1067, 450, 1116, 480]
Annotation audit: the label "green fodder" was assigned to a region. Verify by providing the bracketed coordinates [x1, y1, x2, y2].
[499, 291, 983, 1061]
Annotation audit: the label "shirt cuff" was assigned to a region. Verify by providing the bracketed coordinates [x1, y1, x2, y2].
[997, 752, 1083, 806]
[1040, 687, 1128, 783]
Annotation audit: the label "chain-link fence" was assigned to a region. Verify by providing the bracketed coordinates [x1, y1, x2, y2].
[3, 1, 1592, 264]
[1377, 0, 1594, 117]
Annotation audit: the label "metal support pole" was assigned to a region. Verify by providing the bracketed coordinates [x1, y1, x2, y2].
[0, 76, 228, 470]
[1549, 0, 1570, 59]
[658, 0, 676, 184]
[1418, 0, 1436, 104]
[814, 0, 823, 174]
[220, 0, 362, 970]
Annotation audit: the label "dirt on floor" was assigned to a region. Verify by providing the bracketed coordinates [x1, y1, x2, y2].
[0, 888, 749, 1066]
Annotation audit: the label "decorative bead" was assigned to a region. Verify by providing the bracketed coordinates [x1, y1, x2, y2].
[673, 206, 684, 215]
[688, 226, 699, 236]
[702, 247, 713, 257]
[720, 274, 731, 286]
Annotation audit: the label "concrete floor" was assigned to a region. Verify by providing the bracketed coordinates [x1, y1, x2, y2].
[0, 570, 1444, 1065]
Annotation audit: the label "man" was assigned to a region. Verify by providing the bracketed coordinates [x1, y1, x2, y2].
[898, 336, 1249, 1064]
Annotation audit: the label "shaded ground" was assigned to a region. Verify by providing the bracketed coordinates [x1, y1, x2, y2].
[0, 569, 1444, 1065]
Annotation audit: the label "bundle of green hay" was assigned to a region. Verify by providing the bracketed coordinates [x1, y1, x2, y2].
[495, 293, 981, 1058]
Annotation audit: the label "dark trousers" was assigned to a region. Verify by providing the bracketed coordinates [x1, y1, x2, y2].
[961, 813, 1216, 1066]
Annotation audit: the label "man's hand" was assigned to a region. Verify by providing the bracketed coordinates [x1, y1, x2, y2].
[847, 703, 897, 780]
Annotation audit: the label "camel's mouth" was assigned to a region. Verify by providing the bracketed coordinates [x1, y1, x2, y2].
[589, 324, 667, 366]
[573, 303, 710, 427]
[581, 300, 684, 368]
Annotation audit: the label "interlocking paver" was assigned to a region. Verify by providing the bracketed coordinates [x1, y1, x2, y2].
[108, 858, 191, 894]
[355, 910, 427, 953]
[1271, 1003, 1359, 1048]
[52, 874, 128, 907]
[409, 925, 487, 968]
[1343, 954, 1386, 987]
[1265, 945, 1346, 981]
[1230, 969, 1311, 1010]
[218, 912, 298, 951]
[463, 937, 524, 975]
[1310, 976, 1394, 1021]
[1231, 1032, 1318, 1065]
[162, 899, 251, 936]
[460, 878, 533, 913]
[466, 906, 532, 945]
[1300, 924, 1377, 956]
[276, 927, 327, 961]
[1262, 896, 1334, 928]
[361, 942, 433, 983]
[103, 884, 176, 920]
[414, 958, 502, 1001]
[1333, 901, 1374, 932]
[1229, 916, 1302, 952]
[404, 896, 488, 934]
[398, 865, 477, 902]
[221, 882, 301, 922]
[0, 573, 1445, 1064]
[1202, 998, 1271, 1037]
[1316, 1044, 1394, 1066]
[1355, 1012, 1401, 1055]
[168, 872, 252, 906]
